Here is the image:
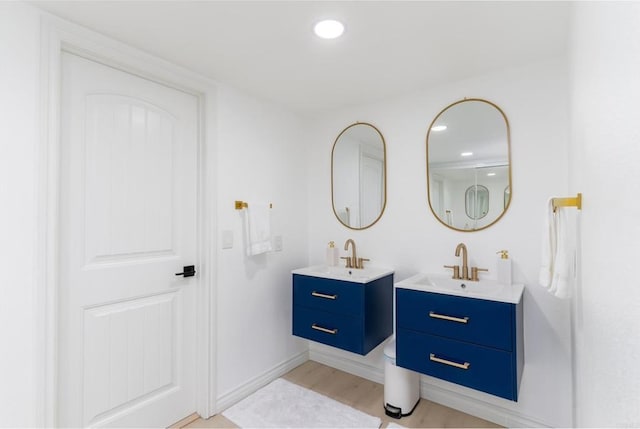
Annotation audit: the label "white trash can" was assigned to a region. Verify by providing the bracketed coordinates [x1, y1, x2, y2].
[383, 339, 420, 419]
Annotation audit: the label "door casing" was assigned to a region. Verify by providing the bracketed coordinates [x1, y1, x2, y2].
[37, 14, 218, 427]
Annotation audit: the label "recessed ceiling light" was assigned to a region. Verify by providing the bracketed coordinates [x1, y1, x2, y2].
[314, 19, 345, 39]
[431, 125, 447, 132]
[461, 152, 473, 157]
[487, 172, 496, 177]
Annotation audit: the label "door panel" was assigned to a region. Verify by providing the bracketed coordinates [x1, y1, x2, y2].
[82, 293, 177, 421]
[59, 52, 198, 427]
[84, 95, 175, 264]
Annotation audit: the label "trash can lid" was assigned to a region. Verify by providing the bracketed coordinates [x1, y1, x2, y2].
[383, 339, 396, 359]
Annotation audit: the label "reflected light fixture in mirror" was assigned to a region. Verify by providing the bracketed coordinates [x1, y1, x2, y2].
[331, 122, 387, 230]
[426, 98, 511, 232]
[314, 19, 345, 39]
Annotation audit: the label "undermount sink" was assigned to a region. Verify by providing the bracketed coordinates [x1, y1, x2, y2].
[292, 265, 394, 284]
[395, 273, 523, 304]
[414, 274, 503, 294]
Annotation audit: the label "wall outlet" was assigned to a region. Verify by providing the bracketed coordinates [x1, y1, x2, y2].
[273, 235, 283, 251]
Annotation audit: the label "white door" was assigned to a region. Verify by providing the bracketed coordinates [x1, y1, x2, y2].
[58, 52, 199, 428]
[359, 151, 384, 226]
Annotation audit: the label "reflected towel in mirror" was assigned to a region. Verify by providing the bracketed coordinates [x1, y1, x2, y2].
[337, 207, 350, 227]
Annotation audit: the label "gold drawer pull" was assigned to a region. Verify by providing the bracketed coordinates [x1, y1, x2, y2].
[311, 324, 338, 335]
[429, 311, 469, 324]
[312, 291, 338, 300]
[430, 353, 470, 370]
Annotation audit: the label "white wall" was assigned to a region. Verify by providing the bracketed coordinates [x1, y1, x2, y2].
[10, 2, 640, 428]
[0, 3, 41, 427]
[306, 58, 573, 427]
[215, 85, 308, 403]
[570, 3, 640, 427]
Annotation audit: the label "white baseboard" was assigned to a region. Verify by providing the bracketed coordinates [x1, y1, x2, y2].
[419, 380, 548, 428]
[215, 351, 309, 413]
[309, 347, 548, 428]
[309, 347, 384, 385]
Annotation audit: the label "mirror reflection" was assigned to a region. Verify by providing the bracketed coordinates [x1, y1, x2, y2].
[465, 185, 489, 222]
[332, 122, 386, 229]
[504, 185, 511, 209]
[427, 99, 511, 231]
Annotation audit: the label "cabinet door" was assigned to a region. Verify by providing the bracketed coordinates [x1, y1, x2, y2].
[293, 275, 363, 317]
[397, 328, 516, 400]
[293, 306, 363, 354]
[396, 289, 513, 351]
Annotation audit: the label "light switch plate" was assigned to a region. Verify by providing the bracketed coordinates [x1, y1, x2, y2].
[273, 235, 283, 251]
[222, 230, 233, 249]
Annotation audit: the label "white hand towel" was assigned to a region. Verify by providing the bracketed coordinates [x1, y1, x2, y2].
[539, 199, 556, 288]
[243, 203, 273, 256]
[550, 204, 571, 298]
[539, 198, 572, 298]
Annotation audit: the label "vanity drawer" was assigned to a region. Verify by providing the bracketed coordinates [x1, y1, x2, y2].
[396, 328, 516, 400]
[396, 288, 513, 351]
[293, 274, 363, 317]
[292, 306, 364, 355]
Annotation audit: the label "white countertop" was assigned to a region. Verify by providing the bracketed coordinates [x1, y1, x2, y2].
[395, 273, 524, 304]
[292, 265, 394, 284]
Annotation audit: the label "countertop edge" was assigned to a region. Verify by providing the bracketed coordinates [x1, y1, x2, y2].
[395, 281, 525, 304]
[292, 265, 395, 284]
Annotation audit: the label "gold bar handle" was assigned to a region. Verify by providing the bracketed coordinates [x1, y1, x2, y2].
[311, 324, 338, 335]
[235, 200, 273, 210]
[552, 193, 582, 212]
[311, 291, 338, 300]
[429, 311, 469, 324]
[430, 353, 470, 370]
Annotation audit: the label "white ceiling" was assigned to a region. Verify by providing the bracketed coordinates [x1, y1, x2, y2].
[33, 1, 571, 114]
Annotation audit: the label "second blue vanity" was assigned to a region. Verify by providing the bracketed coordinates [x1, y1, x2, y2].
[291, 265, 394, 355]
[395, 274, 524, 401]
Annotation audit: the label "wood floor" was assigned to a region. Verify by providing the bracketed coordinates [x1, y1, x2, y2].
[183, 360, 500, 428]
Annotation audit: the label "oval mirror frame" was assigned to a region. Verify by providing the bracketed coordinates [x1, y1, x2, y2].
[426, 98, 512, 232]
[331, 122, 387, 230]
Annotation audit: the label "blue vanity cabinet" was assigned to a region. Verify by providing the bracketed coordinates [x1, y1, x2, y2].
[292, 273, 393, 355]
[396, 288, 524, 401]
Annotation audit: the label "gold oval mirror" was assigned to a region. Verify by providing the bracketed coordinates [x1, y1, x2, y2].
[332, 122, 387, 230]
[427, 99, 511, 231]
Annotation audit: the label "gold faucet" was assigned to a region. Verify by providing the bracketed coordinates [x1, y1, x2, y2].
[342, 239, 369, 269]
[343, 239, 357, 268]
[445, 243, 488, 281]
[455, 243, 469, 280]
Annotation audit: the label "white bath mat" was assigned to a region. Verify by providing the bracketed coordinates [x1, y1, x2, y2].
[385, 423, 407, 429]
[222, 378, 382, 428]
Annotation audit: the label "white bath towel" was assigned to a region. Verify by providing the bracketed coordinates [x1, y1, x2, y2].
[243, 203, 272, 256]
[539, 198, 572, 298]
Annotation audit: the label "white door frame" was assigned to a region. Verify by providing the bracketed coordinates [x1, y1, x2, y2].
[36, 14, 217, 427]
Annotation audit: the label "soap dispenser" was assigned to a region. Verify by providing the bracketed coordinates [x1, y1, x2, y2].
[326, 241, 338, 266]
[496, 250, 512, 285]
